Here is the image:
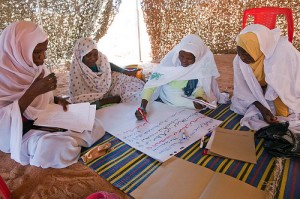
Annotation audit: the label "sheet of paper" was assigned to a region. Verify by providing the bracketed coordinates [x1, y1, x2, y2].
[209, 127, 257, 164]
[34, 103, 96, 132]
[87, 105, 96, 131]
[131, 157, 266, 199]
[96, 101, 222, 162]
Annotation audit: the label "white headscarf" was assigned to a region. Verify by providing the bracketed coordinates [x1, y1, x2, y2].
[238, 24, 281, 59]
[69, 37, 112, 103]
[145, 34, 220, 97]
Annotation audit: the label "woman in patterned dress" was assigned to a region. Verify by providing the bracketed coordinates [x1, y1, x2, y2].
[69, 37, 145, 108]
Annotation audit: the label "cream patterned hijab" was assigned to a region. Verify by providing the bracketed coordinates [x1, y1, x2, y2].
[69, 37, 112, 103]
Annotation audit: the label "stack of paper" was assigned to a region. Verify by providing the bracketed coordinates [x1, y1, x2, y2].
[34, 103, 96, 132]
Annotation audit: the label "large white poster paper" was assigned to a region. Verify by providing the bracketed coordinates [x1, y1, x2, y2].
[96, 102, 222, 162]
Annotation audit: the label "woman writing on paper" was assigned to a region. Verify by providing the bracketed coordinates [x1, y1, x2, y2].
[135, 34, 229, 120]
[69, 37, 145, 108]
[231, 24, 300, 132]
[0, 21, 105, 168]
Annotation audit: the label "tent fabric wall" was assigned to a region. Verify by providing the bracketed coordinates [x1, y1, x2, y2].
[0, 1, 299, 64]
[141, 0, 300, 61]
[0, 0, 121, 66]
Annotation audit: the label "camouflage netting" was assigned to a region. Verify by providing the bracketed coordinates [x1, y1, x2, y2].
[0, 0, 121, 67]
[141, 0, 300, 61]
[1, 0, 299, 64]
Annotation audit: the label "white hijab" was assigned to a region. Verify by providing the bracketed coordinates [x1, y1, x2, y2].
[69, 37, 112, 103]
[144, 34, 220, 98]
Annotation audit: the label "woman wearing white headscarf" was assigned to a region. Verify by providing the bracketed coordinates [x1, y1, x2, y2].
[135, 34, 229, 120]
[231, 24, 300, 132]
[69, 37, 145, 107]
[0, 21, 105, 168]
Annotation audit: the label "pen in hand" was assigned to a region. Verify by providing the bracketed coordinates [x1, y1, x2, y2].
[138, 107, 149, 123]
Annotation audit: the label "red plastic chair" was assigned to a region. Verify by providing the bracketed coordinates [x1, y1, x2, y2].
[0, 175, 10, 199]
[242, 7, 294, 42]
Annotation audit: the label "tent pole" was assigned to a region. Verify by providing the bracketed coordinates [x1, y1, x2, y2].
[136, 0, 142, 62]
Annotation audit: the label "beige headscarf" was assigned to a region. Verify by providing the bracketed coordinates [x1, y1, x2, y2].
[237, 32, 266, 86]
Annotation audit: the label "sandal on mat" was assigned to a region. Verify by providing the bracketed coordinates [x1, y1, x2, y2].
[81, 142, 112, 163]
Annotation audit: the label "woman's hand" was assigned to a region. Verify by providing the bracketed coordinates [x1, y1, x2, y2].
[123, 68, 142, 77]
[28, 70, 57, 97]
[253, 101, 278, 124]
[19, 70, 57, 114]
[55, 97, 70, 111]
[260, 108, 278, 124]
[99, 96, 121, 106]
[135, 107, 147, 120]
[135, 99, 149, 120]
[193, 97, 206, 109]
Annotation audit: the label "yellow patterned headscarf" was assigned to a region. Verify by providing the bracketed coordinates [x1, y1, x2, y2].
[237, 32, 266, 86]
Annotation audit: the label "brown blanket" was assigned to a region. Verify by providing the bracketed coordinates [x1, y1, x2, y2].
[0, 152, 131, 199]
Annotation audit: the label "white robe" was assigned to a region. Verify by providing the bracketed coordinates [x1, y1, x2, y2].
[231, 24, 300, 132]
[1, 100, 105, 168]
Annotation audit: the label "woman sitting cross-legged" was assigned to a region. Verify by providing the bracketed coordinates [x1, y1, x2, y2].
[69, 37, 145, 108]
[135, 34, 229, 120]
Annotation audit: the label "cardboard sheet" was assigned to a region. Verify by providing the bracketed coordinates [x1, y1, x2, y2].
[209, 127, 257, 164]
[199, 173, 266, 199]
[131, 157, 266, 199]
[131, 157, 214, 199]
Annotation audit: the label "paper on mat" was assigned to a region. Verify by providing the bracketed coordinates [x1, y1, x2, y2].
[131, 157, 266, 199]
[34, 103, 96, 132]
[209, 127, 257, 164]
[96, 101, 222, 162]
